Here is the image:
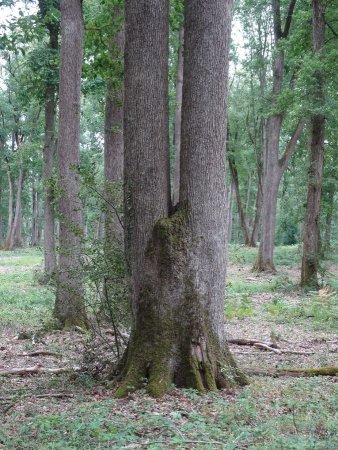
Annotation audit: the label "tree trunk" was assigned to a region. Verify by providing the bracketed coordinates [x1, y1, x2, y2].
[245, 172, 252, 218]
[172, 27, 184, 207]
[103, 9, 125, 306]
[324, 184, 335, 251]
[7, 167, 24, 251]
[31, 178, 40, 246]
[254, 0, 303, 272]
[225, 178, 234, 245]
[227, 149, 250, 245]
[4, 171, 14, 250]
[55, 0, 87, 329]
[39, 0, 58, 275]
[116, 0, 247, 398]
[301, 0, 325, 288]
[0, 184, 3, 248]
[249, 171, 263, 247]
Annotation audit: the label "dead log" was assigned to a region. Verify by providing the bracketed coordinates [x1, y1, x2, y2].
[244, 366, 338, 377]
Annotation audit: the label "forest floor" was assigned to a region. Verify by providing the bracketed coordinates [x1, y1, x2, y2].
[0, 245, 337, 449]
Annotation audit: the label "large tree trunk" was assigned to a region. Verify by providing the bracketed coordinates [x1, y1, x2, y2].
[55, 0, 87, 329]
[301, 0, 325, 288]
[172, 27, 184, 207]
[116, 0, 247, 399]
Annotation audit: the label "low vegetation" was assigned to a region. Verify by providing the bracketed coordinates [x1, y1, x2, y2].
[1, 245, 337, 449]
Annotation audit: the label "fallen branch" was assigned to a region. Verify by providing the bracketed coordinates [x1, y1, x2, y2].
[0, 392, 74, 401]
[17, 351, 61, 358]
[0, 365, 79, 377]
[228, 338, 279, 348]
[244, 366, 338, 377]
[253, 343, 282, 354]
[229, 339, 314, 355]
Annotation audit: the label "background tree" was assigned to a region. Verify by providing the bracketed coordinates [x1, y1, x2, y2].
[55, 0, 87, 328]
[301, 0, 326, 287]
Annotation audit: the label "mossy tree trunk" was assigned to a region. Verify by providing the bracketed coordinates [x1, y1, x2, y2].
[301, 0, 325, 288]
[55, 0, 88, 329]
[117, 0, 247, 398]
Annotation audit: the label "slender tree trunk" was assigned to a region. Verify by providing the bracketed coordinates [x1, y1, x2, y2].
[116, 0, 247, 399]
[43, 73, 57, 273]
[31, 178, 39, 246]
[245, 172, 252, 218]
[324, 185, 335, 251]
[0, 185, 3, 248]
[249, 171, 263, 247]
[172, 27, 184, 207]
[301, 0, 325, 288]
[103, 10, 125, 304]
[7, 167, 24, 250]
[254, 0, 303, 272]
[228, 151, 250, 245]
[226, 178, 234, 245]
[55, 0, 87, 329]
[40, 1, 58, 275]
[5, 171, 14, 250]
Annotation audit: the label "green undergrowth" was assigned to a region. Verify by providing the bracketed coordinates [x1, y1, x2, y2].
[228, 244, 302, 266]
[1, 378, 337, 449]
[264, 293, 338, 331]
[0, 249, 54, 327]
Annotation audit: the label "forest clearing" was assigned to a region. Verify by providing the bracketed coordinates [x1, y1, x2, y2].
[0, 246, 337, 449]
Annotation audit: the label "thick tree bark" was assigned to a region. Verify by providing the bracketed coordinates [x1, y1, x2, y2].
[172, 27, 184, 207]
[254, 0, 303, 272]
[55, 0, 87, 328]
[301, 0, 325, 288]
[116, 0, 247, 398]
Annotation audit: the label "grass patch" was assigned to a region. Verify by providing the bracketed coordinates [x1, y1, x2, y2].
[0, 250, 54, 327]
[1, 379, 337, 449]
[225, 294, 254, 319]
[228, 244, 302, 267]
[265, 293, 338, 332]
